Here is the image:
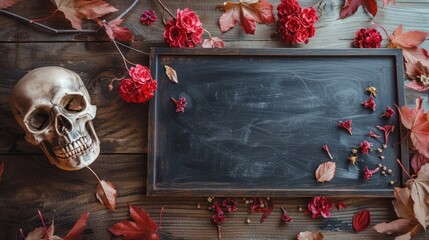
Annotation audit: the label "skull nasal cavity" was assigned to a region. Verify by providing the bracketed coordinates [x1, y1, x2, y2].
[56, 114, 73, 134]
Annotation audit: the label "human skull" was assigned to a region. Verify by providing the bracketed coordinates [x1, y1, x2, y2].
[10, 66, 100, 170]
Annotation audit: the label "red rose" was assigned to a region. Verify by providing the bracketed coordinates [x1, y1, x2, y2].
[295, 27, 309, 43]
[286, 15, 302, 32]
[187, 27, 203, 47]
[300, 7, 318, 26]
[277, 0, 301, 17]
[307, 196, 333, 219]
[119, 67, 157, 103]
[353, 28, 382, 48]
[176, 8, 202, 33]
[129, 64, 153, 83]
[308, 25, 316, 38]
[164, 19, 187, 47]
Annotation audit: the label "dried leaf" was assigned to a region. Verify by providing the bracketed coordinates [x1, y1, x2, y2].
[53, 0, 118, 30]
[218, 0, 275, 35]
[315, 161, 336, 182]
[393, 187, 415, 220]
[0, 160, 4, 181]
[374, 218, 419, 235]
[202, 37, 225, 48]
[297, 231, 324, 240]
[164, 65, 178, 84]
[397, 97, 429, 158]
[353, 210, 371, 233]
[411, 152, 429, 174]
[339, 0, 377, 19]
[0, 0, 21, 9]
[96, 180, 117, 210]
[407, 163, 429, 229]
[104, 19, 133, 42]
[64, 212, 90, 240]
[108, 205, 160, 240]
[389, 25, 429, 49]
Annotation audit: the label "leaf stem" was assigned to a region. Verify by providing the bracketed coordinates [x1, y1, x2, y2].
[371, 21, 389, 39]
[203, 28, 212, 39]
[86, 166, 101, 183]
[112, 40, 132, 71]
[30, 9, 59, 23]
[154, 0, 176, 19]
[396, 159, 412, 179]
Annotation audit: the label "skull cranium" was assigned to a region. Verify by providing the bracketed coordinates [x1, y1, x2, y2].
[10, 66, 100, 170]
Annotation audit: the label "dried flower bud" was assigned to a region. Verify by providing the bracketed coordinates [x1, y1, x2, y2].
[381, 171, 386, 176]
[389, 180, 396, 186]
[379, 155, 385, 160]
[387, 169, 392, 174]
[366, 86, 378, 97]
[377, 148, 383, 153]
[378, 163, 383, 168]
[298, 207, 303, 211]
[382, 166, 387, 171]
[207, 197, 214, 203]
[352, 149, 358, 155]
[348, 155, 359, 165]
[245, 218, 251, 224]
[197, 204, 201, 209]
[383, 144, 387, 149]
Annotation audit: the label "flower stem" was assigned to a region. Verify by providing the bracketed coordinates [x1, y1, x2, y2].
[37, 210, 50, 240]
[203, 28, 212, 38]
[154, 0, 176, 19]
[114, 40, 150, 55]
[112, 40, 132, 71]
[86, 166, 101, 183]
[217, 225, 222, 239]
[371, 21, 389, 39]
[159, 207, 164, 229]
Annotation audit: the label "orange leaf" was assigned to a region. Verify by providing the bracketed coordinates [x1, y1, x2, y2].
[0, 0, 21, 9]
[108, 205, 160, 240]
[164, 65, 178, 84]
[297, 231, 324, 240]
[219, 0, 275, 35]
[389, 25, 429, 49]
[53, 0, 118, 30]
[353, 209, 371, 233]
[64, 212, 90, 240]
[315, 161, 336, 182]
[96, 180, 117, 210]
[339, 0, 377, 19]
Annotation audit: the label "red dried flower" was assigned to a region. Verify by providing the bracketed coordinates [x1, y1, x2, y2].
[306, 196, 333, 219]
[171, 97, 187, 113]
[322, 145, 334, 160]
[353, 28, 382, 48]
[222, 198, 238, 213]
[362, 96, 376, 111]
[163, 8, 203, 48]
[335, 201, 347, 211]
[377, 125, 395, 146]
[210, 202, 226, 225]
[277, 0, 318, 45]
[359, 140, 373, 155]
[141, 10, 157, 25]
[280, 207, 293, 222]
[380, 106, 395, 119]
[364, 166, 380, 180]
[338, 120, 352, 135]
[369, 131, 381, 138]
[119, 65, 157, 103]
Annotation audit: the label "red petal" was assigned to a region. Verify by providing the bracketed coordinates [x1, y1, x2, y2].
[64, 212, 90, 240]
[352, 209, 371, 233]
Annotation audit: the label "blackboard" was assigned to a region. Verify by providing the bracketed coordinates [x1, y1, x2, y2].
[148, 48, 406, 197]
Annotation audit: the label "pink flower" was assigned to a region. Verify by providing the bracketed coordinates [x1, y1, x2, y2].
[286, 15, 303, 32]
[163, 8, 203, 48]
[163, 20, 187, 47]
[280, 207, 293, 222]
[209, 202, 226, 225]
[354, 28, 382, 48]
[338, 120, 352, 135]
[277, 0, 301, 17]
[176, 8, 202, 33]
[129, 64, 153, 83]
[380, 106, 395, 118]
[300, 7, 318, 26]
[359, 140, 373, 155]
[362, 96, 376, 111]
[141, 10, 157, 25]
[306, 196, 333, 219]
[364, 166, 380, 180]
[171, 97, 187, 113]
[295, 27, 310, 43]
[119, 65, 157, 103]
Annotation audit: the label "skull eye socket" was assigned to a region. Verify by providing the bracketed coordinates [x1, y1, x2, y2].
[27, 108, 50, 131]
[61, 94, 86, 112]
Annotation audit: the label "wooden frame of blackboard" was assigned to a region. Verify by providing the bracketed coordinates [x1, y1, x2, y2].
[148, 48, 406, 197]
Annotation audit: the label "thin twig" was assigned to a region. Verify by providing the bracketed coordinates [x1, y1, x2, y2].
[114, 40, 150, 55]
[154, 0, 175, 19]
[86, 166, 101, 183]
[115, 0, 139, 20]
[203, 28, 212, 38]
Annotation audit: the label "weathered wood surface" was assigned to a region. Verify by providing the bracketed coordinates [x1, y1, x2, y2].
[0, 0, 428, 239]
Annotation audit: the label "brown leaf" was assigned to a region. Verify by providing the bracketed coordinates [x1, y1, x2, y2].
[374, 218, 419, 235]
[339, 0, 377, 19]
[315, 161, 336, 182]
[164, 65, 178, 84]
[218, 0, 275, 34]
[297, 231, 324, 240]
[0, 160, 4, 181]
[0, 0, 21, 9]
[96, 180, 117, 210]
[411, 152, 429, 175]
[353, 210, 371, 233]
[53, 0, 118, 30]
[202, 37, 225, 48]
[64, 212, 90, 240]
[393, 187, 415, 220]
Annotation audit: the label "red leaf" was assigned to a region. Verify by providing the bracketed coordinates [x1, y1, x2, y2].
[104, 19, 133, 42]
[202, 37, 225, 48]
[53, 0, 118, 30]
[218, 0, 275, 35]
[339, 0, 377, 19]
[411, 152, 429, 174]
[397, 97, 429, 158]
[352, 210, 371, 233]
[96, 180, 117, 210]
[0, 160, 4, 181]
[108, 205, 159, 240]
[0, 0, 21, 9]
[389, 25, 429, 49]
[64, 212, 90, 240]
[315, 161, 336, 183]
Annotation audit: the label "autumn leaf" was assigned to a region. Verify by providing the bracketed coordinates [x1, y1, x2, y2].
[108, 205, 160, 240]
[96, 180, 117, 210]
[353, 210, 371, 233]
[389, 25, 429, 49]
[218, 0, 275, 35]
[339, 0, 377, 19]
[406, 163, 429, 229]
[374, 219, 420, 237]
[103, 19, 133, 42]
[64, 212, 90, 240]
[0, 0, 21, 9]
[315, 161, 336, 183]
[52, 0, 118, 30]
[397, 97, 429, 158]
[411, 152, 429, 174]
[297, 231, 324, 240]
[164, 65, 178, 84]
[202, 37, 225, 48]
[0, 160, 4, 181]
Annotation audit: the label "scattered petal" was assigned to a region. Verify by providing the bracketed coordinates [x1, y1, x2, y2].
[141, 10, 157, 25]
[353, 210, 371, 233]
[280, 207, 293, 222]
[297, 231, 324, 240]
[96, 180, 117, 210]
[364, 166, 380, 180]
[315, 161, 336, 183]
[338, 120, 352, 135]
[359, 140, 373, 155]
[380, 106, 395, 119]
[322, 145, 334, 160]
[377, 125, 395, 146]
[336, 201, 347, 211]
[369, 131, 381, 138]
[164, 65, 178, 83]
[362, 96, 376, 111]
[171, 97, 187, 113]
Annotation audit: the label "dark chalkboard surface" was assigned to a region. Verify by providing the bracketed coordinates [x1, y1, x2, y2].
[148, 48, 406, 197]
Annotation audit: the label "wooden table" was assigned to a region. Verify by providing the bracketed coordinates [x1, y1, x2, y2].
[0, 0, 428, 239]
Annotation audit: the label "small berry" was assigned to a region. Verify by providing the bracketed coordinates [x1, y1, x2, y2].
[377, 148, 383, 153]
[383, 144, 387, 149]
[387, 169, 393, 174]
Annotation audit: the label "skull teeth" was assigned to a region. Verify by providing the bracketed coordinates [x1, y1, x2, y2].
[53, 136, 93, 159]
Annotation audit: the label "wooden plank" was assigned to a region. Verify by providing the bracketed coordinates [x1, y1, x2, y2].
[148, 48, 407, 197]
[0, 155, 403, 239]
[0, 42, 149, 154]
